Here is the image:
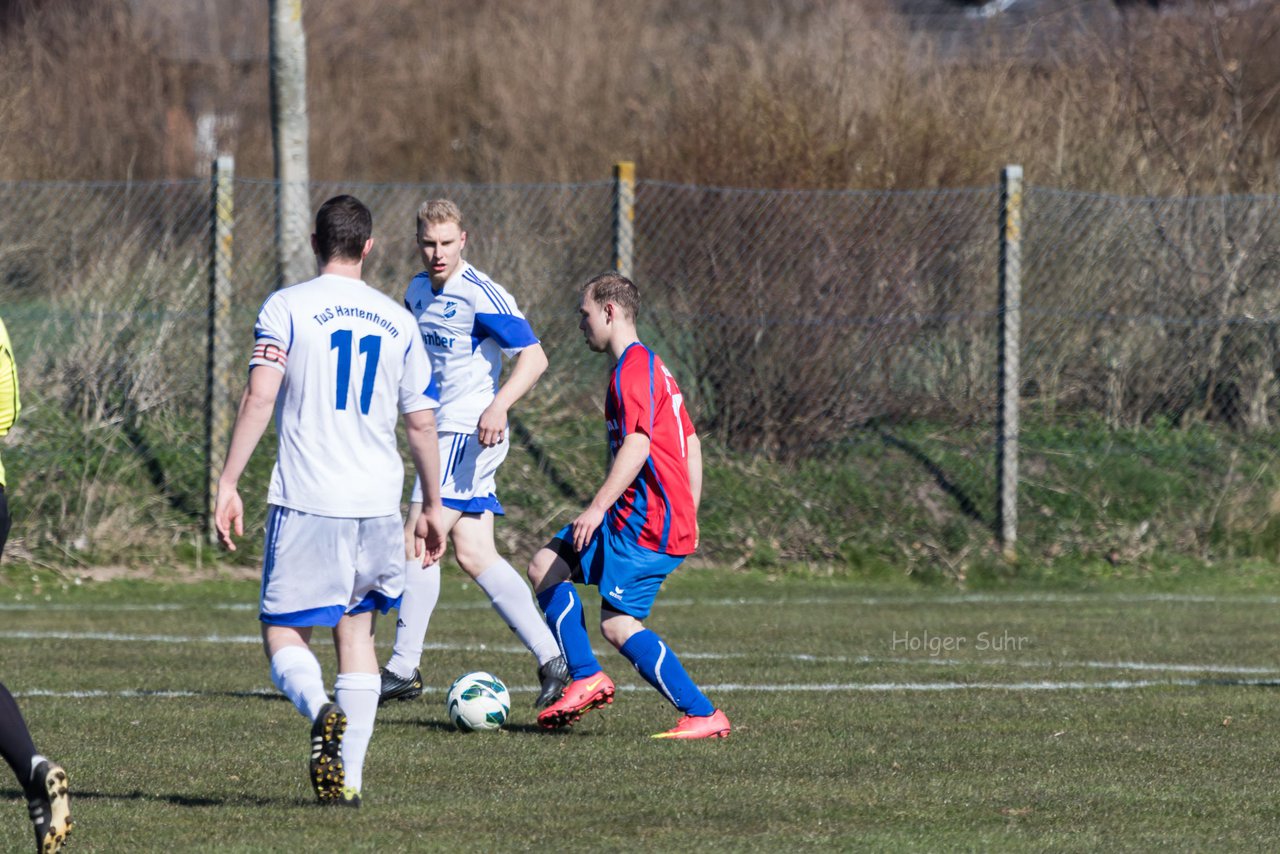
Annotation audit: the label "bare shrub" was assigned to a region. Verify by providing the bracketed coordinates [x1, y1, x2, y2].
[1020, 187, 1280, 431]
[13, 228, 207, 559]
[639, 182, 996, 455]
[0, 0, 184, 179]
[0, 1, 1275, 195]
[1118, 4, 1280, 195]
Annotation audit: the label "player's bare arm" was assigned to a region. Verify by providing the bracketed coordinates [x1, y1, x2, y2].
[476, 342, 548, 447]
[686, 432, 703, 549]
[215, 365, 284, 550]
[404, 407, 447, 564]
[401, 501, 424, 557]
[685, 433, 703, 512]
[571, 431, 650, 552]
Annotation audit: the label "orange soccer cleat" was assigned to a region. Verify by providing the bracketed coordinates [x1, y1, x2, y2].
[651, 709, 731, 740]
[536, 672, 615, 729]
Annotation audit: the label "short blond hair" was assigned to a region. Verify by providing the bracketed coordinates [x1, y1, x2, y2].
[416, 199, 463, 234]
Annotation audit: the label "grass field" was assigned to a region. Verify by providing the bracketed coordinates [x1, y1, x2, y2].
[4, 568, 1280, 852]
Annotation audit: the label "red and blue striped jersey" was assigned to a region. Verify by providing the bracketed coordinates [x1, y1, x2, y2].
[605, 342, 698, 556]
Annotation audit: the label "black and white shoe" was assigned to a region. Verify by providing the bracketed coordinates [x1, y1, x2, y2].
[534, 655, 570, 709]
[378, 667, 424, 705]
[309, 703, 346, 804]
[27, 760, 71, 854]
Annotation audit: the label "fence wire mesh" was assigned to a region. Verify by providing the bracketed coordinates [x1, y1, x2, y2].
[1023, 189, 1280, 431]
[2, 174, 1280, 569]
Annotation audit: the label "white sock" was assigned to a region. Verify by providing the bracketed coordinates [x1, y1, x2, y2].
[28, 755, 47, 782]
[387, 560, 441, 678]
[270, 646, 329, 720]
[334, 671, 380, 794]
[475, 560, 561, 665]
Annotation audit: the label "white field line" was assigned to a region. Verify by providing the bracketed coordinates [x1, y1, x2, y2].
[694, 678, 1275, 692]
[3, 629, 1278, 679]
[15, 677, 1279, 701]
[6, 591, 1280, 612]
[661, 593, 1280, 607]
[6, 593, 1277, 696]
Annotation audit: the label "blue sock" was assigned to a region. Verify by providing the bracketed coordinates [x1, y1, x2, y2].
[620, 629, 715, 717]
[536, 583, 601, 680]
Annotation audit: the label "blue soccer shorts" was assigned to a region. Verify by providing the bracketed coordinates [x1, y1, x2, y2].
[552, 521, 684, 619]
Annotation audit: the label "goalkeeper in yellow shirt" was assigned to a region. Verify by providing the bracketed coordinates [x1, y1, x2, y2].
[0, 312, 73, 853]
[0, 312, 18, 557]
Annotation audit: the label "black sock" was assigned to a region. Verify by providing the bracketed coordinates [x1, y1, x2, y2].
[0, 681, 39, 792]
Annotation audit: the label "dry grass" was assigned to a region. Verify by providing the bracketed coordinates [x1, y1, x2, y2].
[0, 0, 1276, 192]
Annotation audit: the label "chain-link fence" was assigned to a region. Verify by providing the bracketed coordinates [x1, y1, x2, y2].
[3, 169, 1280, 569]
[1024, 189, 1280, 429]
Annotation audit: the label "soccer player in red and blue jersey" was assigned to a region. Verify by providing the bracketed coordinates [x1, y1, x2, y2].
[527, 273, 730, 739]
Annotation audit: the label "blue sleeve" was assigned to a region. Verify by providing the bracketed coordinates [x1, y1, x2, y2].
[473, 313, 539, 349]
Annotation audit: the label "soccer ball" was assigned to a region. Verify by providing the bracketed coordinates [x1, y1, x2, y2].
[445, 671, 510, 732]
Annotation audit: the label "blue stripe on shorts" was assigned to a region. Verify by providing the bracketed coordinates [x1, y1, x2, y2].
[445, 494, 505, 515]
[260, 603, 346, 627]
[348, 590, 402, 617]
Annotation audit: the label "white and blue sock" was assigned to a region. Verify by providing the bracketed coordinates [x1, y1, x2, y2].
[536, 582, 601, 680]
[620, 629, 715, 717]
[476, 560, 561, 665]
[386, 560, 440, 678]
[335, 671, 380, 794]
[269, 646, 329, 721]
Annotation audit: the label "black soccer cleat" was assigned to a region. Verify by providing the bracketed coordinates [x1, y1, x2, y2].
[334, 786, 362, 808]
[378, 667, 424, 705]
[27, 760, 71, 854]
[309, 703, 346, 804]
[534, 655, 570, 709]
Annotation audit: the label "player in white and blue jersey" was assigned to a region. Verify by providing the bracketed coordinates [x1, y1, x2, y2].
[379, 199, 569, 710]
[215, 195, 447, 807]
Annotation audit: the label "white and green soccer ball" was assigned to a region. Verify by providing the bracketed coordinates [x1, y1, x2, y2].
[445, 671, 511, 732]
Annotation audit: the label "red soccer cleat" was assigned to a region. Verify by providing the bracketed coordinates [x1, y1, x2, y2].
[651, 709, 731, 740]
[536, 671, 616, 729]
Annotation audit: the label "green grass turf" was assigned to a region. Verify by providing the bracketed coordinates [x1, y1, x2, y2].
[3, 569, 1280, 851]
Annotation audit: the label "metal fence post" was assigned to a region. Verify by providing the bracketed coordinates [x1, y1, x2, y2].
[613, 161, 635, 279]
[206, 155, 235, 544]
[997, 165, 1023, 559]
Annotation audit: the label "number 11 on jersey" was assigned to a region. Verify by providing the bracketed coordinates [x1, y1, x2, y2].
[331, 329, 382, 415]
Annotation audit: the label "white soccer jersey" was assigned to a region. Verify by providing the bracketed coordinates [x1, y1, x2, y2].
[402, 262, 538, 435]
[250, 273, 437, 517]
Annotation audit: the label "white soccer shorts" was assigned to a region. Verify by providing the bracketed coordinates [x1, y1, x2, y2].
[259, 505, 406, 627]
[410, 431, 510, 515]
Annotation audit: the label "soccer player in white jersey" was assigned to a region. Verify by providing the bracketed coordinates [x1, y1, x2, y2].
[379, 199, 570, 709]
[215, 195, 447, 808]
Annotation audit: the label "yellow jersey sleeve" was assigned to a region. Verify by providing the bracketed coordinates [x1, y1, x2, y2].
[0, 316, 20, 487]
